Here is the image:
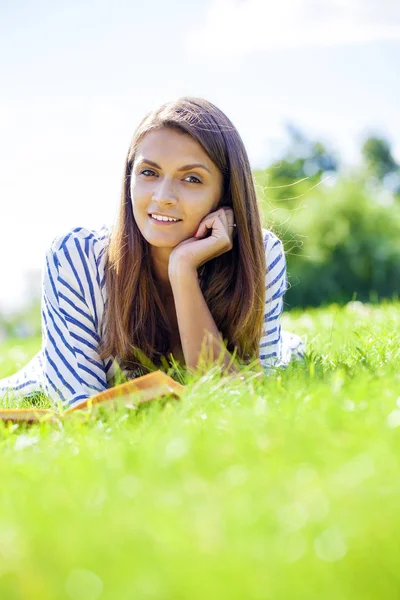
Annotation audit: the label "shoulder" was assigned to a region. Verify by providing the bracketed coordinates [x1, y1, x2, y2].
[48, 224, 112, 262]
[261, 228, 287, 297]
[261, 228, 285, 263]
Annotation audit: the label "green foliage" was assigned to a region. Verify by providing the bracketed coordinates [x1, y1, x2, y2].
[361, 136, 400, 184]
[261, 176, 400, 307]
[0, 303, 399, 599]
[255, 124, 339, 206]
[256, 130, 400, 308]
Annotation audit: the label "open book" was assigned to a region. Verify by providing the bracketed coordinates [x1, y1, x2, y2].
[0, 370, 185, 425]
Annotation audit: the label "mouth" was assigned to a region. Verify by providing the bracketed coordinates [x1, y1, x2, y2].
[148, 214, 182, 225]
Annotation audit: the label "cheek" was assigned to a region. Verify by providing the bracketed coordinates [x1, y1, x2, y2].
[196, 193, 220, 219]
[130, 184, 148, 211]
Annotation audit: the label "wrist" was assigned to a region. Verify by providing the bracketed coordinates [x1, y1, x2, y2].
[168, 256, 198, 284]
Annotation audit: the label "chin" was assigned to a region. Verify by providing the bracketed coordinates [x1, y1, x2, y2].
[142, 232, 179, 248]
[147, 239, 176, 248]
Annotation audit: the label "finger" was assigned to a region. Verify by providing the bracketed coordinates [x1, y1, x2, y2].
[195, 214, 217, 238]
[192, 221, 233, 265]
[223, 206, 234, 220]
[217, 208, 229, 232]
[195, 213, 225, 239]
[224, 207, 234, 226]
[218, 208, 235, 245]
[225, 208, 235, 229]
[211, 213, 233, 251]
[224, 208, 235, 241]
[195, 207, 233, 238]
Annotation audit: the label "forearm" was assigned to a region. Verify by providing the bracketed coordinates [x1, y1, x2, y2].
[170, 265, 238, 373]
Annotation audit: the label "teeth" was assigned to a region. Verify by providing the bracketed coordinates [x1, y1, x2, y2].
[151, 214, 179, 222]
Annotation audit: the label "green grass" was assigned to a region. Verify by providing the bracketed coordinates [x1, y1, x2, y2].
[0, 302, 399, 600]
[0, 336, 41, 380]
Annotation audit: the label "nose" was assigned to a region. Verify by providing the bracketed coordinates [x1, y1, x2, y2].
[152, 176, 178, 206]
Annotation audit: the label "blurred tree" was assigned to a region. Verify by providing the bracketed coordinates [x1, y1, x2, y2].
[254, 124, 339, 206]
[361, 136, 398, 179]
[255, 127, 400, 307]
[361, 136, 400, 197]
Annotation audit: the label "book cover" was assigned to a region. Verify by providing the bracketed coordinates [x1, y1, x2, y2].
[0, 371, 185, 424]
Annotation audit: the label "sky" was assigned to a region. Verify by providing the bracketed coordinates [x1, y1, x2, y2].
[1, 0, 399, 313]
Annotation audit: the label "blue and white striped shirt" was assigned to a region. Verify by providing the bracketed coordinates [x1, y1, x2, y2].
[0, 225, 303, 409]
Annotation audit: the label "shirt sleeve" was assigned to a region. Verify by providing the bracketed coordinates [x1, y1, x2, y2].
[259, 232, 287, 372]
[41, 227, 112, 409]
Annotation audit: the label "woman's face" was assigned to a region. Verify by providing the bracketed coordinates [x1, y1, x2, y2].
[131, 127, 223, 249]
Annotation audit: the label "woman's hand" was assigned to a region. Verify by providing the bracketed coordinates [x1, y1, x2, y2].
[168, 206, 236, 278]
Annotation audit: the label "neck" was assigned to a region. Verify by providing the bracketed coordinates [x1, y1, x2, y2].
[151, 246, 173, 296]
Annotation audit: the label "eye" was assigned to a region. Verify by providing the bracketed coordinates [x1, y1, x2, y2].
[139, 169, 157, 177]
[184, 175, 202, 184]
[139, 169, 201, 184]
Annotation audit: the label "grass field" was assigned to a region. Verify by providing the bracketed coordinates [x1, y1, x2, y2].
[0, 301, 399, 600]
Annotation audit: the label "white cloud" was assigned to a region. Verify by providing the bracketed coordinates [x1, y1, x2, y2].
[186, 0, 400, 57]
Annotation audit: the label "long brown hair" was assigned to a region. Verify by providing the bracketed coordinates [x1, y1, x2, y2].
[98, 97, 266, 373]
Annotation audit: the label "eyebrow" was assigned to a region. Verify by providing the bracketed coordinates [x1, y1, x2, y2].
[137, 158, 212, 174]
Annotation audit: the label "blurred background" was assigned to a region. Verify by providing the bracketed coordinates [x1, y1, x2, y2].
[1, 0, 399, 341]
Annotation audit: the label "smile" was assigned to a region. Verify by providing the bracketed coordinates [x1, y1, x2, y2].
[149, 214, 182, 225]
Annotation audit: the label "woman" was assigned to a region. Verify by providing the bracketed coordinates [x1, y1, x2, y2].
[0, 97, 304, 409]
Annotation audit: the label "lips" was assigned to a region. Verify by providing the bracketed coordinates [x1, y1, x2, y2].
[149, 215, 182, 225]
[149, 213, 182, 220]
